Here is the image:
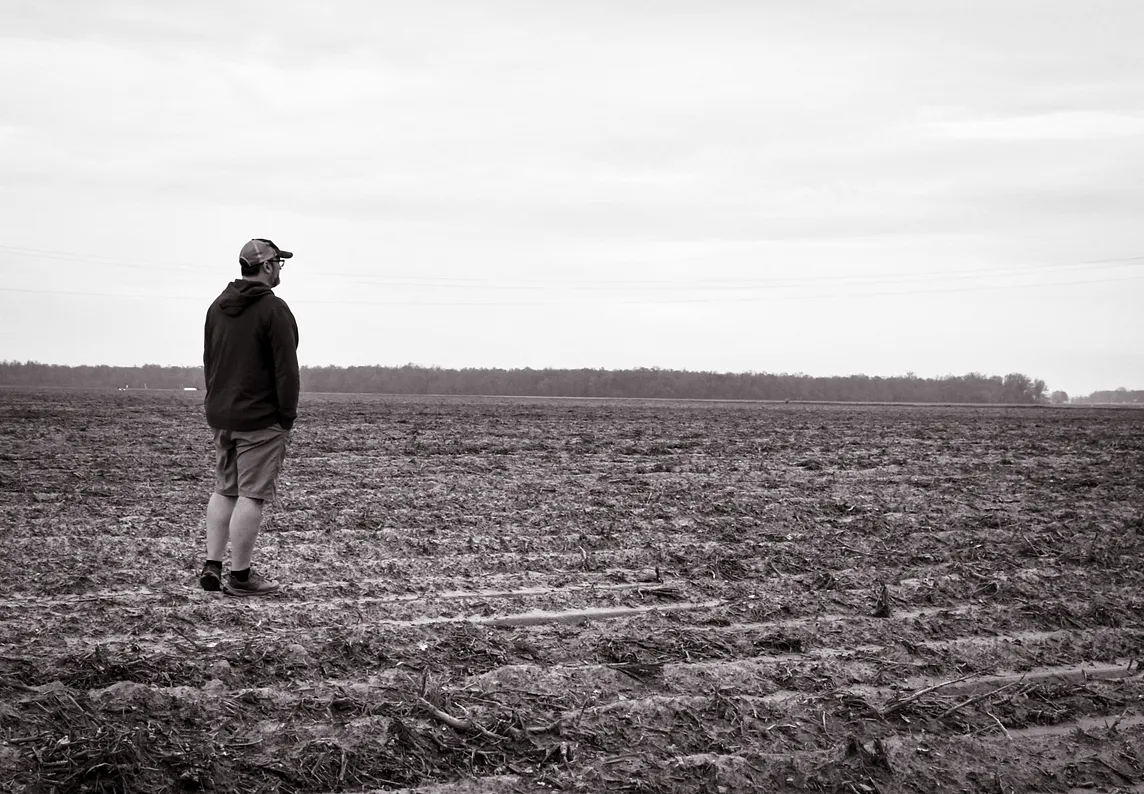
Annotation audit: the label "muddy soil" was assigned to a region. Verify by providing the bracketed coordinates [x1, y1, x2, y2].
[0, 390, 1142, 793]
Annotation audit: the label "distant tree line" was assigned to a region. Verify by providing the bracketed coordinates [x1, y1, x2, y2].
[296, 365, 1056, 404]
[0, 360, 1071, 404]
[1071, 387, 1143, 405]
[0, 362, 205, 391]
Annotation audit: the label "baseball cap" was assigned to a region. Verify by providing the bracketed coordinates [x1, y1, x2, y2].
[239, 238, 294, 268]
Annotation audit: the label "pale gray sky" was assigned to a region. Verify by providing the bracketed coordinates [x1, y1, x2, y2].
[1, 0, 1141, 395]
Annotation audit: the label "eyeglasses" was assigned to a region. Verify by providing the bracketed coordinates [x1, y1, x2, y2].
[270, 258, 285, 269]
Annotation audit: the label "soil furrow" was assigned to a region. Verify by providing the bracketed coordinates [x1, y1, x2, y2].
[590, 721, 1144, 794]
[2, 559, 1127, 605]
[7, 598, 1137, 675]
[4, 569, 1138, 641]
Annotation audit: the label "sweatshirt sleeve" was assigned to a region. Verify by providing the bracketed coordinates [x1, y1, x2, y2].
[269, 301, 300, 430]
[203, 311, 214, 386]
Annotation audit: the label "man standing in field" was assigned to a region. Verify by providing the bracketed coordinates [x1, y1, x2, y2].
[199, 238, 299, 596]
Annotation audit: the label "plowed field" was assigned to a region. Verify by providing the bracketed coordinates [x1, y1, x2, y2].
[1, 390, 1142, 793]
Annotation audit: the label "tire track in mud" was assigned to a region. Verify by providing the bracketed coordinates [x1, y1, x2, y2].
[10, 664, 1140, 793]
[601, 721, 1144, 794]
[18, 521, 1133, 561]
[4, 559, 1136, 618]
[15, 517, 1116, 551]
[20, 663, 1139, 721]
[12, 661, 1142, 742]
[18, 616, 1138, 680]
[9, 591, 1140, 703]
[379, 778, 522, 794]
[7, 607, 1134, 707]
[5, 578, 1138, 654]
[5, 582, 1138, 667]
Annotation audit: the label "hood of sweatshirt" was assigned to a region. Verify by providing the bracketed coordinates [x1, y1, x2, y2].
[217, 280, 275, 317]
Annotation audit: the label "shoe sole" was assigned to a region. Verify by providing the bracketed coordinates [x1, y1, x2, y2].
[222, 583, 280, 597]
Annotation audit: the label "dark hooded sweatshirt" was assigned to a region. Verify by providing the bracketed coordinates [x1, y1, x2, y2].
[203, 280, 299, 431]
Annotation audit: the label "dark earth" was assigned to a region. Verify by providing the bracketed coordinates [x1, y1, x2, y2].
[0, 389, 1141, 793]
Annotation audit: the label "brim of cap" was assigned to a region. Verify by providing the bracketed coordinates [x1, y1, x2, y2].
[277, 249, 293, 259]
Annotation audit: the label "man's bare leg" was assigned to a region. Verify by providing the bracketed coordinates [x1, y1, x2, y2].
[228, 496, 264, 571]
[206, 492, 237, 561]
[222, 496, 278, 595]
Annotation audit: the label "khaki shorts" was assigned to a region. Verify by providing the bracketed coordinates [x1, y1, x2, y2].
[213, 424, 289, 501]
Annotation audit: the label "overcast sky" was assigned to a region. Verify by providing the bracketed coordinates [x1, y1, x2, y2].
[1, 1, 1141, 395]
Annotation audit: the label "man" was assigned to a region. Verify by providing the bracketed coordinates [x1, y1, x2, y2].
[199, 238, 299, 596]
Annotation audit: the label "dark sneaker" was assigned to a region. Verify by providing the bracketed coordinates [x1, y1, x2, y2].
[199, 563, 222, 592]
[223, 570, 280, 597]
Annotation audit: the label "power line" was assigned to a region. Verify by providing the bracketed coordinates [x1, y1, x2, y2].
[0, 245, 209, 275]
[1, 272, 1141, 306]
[324, 255, 1144, 287]
[2, 243, 1142, 290]
[329, 258, 1144, 292]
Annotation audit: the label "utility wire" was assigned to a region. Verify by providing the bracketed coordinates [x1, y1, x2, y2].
[1, 243, 1142, 290]
[327, 258, 1144, 292]
[1, 272, 1141, 306]
[0, 245, 208, 275]
[324, 255, 1144, 287]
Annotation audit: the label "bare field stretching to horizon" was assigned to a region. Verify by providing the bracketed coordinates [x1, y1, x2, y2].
[1, 389, 1142, 793]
